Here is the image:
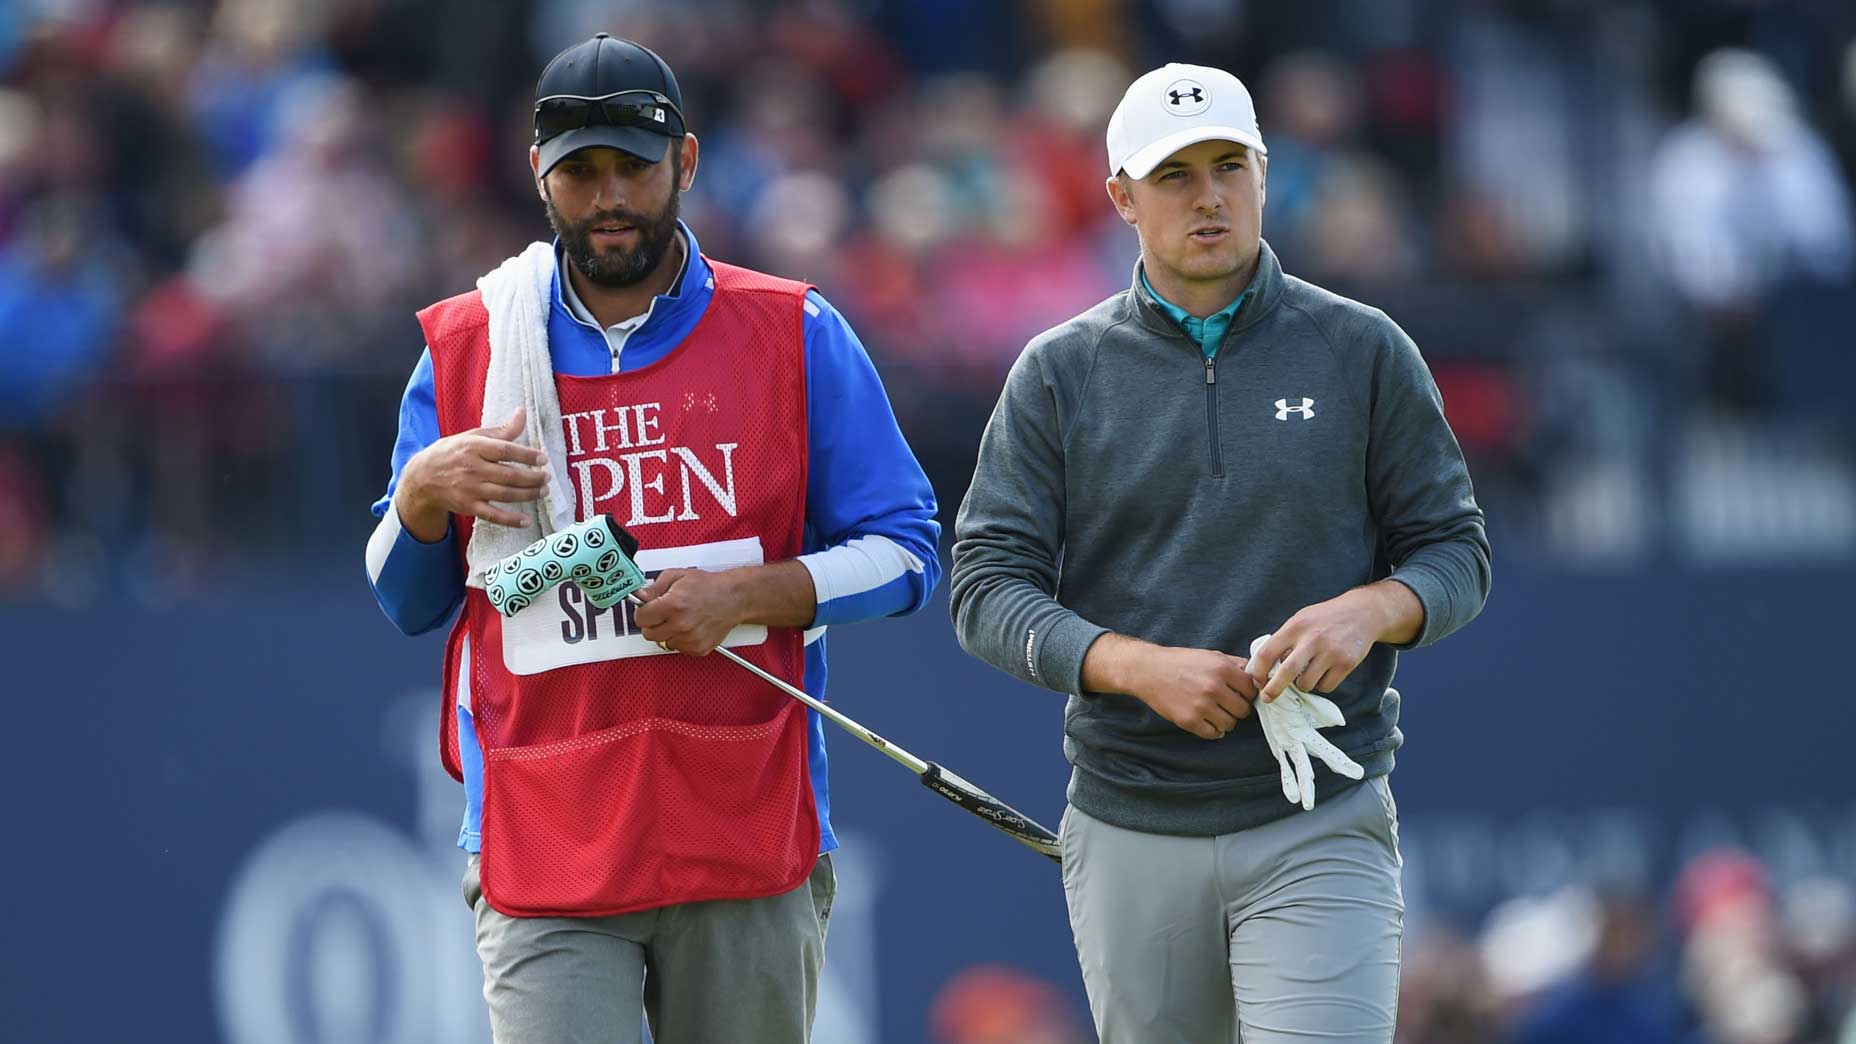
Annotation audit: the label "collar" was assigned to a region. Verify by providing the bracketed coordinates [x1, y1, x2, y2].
[1130, 237, 1284, 345]
[1140, 268, 1250, 358]
[1139, 268, 1248, 330]
[552, 219, 710, 335]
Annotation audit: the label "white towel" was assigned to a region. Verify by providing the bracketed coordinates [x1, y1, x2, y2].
[464, 241, 575, 588]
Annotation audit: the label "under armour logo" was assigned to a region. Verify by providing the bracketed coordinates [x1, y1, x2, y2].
[1163, 78, 1211, 116]
[1275, 398, 1315, 420]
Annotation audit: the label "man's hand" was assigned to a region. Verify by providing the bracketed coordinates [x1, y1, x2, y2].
[632, 561, 817, 656]
[1081, 635, 1259, 741]
[395, 407, 549, 541]
[1247, 581, 1422, 702]
[1252, 634, 1365, 809]
[632, 568, 749, 656]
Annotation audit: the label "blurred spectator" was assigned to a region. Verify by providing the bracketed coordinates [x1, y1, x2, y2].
[1398, 928, 1504, 1044]
[929, 964, 1088, 1044]
[1434, 189, 1534, 280]
[1449, 12, 1590, 273]
[1300, 153, 1422, 282]
[1647, 49, 1855, 415]
[1677, 849, 1815, 1044]
[933, 158, 1118, 368]
[1649, 49, 1854, 313]
[1258, 51, 1367, 258]
[1010, 48, 1130, 235]
[0, 11, 20, 79]
[744, 169, 852, 286]
[101, 4, 222, 270]
[915, 73, 1010, 226]
[397, 101, 527, 299]
[0, 195, 124, 429]
[839, 162, 955, 341]
[1783, 877, 1856, 1041]
[1505, 893, 1689, 1044]
[187, 73, 416, 370]
[0, 194, 129, 584]
[186, 0, 335, 177]
[697, 62, 838, 225]
[0, 87, 33, 235]
[1480, 887, 1602, 1009]
[0, 442, 49, 586]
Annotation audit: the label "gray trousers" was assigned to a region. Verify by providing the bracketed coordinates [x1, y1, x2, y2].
[464, 853, 835, 1044]
[1061, 776, 1404, 1044]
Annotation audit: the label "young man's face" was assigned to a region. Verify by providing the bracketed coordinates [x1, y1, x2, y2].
[1108, 139, 1266, 287]
[531, 134, 698, 289]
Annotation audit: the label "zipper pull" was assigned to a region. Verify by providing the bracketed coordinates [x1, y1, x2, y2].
[1204, 357, 1216, 384]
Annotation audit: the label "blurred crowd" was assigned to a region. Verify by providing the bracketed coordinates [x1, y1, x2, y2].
[1397, 849, 1856, 1044]
[3, 0, 1856, 593]
[927, 849, 1856, 1044]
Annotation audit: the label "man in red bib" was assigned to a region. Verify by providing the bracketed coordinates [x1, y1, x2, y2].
[364, 34, 942, 1044]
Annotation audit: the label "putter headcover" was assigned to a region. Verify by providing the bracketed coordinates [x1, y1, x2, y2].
[484, 514, 645, 617]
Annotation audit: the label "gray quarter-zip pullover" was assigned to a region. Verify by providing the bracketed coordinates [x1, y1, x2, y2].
[950, 239, 1491, 836]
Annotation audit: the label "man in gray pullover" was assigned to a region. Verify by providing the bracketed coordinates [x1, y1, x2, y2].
[950, 63, 1490, 1043]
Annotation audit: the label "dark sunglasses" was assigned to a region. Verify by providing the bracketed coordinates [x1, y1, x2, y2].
[533, 91, 687, 143]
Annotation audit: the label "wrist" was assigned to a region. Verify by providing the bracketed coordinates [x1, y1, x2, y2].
[721, 567, 759, 628]
[393, 474, 449, 544]
[729, 561, 817, 629]
[1081, 633, 1154, 699]
[1359, 580, 1422, 645]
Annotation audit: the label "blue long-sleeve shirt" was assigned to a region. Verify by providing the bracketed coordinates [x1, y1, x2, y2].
[365, 223, 941, 853]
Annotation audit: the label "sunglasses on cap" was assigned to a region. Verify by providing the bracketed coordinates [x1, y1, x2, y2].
[533, 90, 687, 143]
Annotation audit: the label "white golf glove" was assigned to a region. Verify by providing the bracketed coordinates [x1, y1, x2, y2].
[1250, 634, 1365, 810]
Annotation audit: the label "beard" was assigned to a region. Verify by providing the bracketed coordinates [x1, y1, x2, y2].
[546, 179, 682, 290]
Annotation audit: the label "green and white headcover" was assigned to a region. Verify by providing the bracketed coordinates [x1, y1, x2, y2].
[483, 514, 646, 617]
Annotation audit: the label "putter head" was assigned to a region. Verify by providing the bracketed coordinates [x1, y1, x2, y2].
[604, 515, 641, 562]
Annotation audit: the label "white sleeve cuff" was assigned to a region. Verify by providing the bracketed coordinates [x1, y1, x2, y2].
[365, 507, 405, 584]
[799, 534, 924, 608]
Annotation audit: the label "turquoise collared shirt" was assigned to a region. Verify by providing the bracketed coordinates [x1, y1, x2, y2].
[1140, 269, 1250, 359]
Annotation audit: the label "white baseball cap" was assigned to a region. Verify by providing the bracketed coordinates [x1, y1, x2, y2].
[1106, 63, 1267, 180]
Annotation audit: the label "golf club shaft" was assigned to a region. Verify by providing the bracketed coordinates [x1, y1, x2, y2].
[620, 594, 1061, 862]
[622, 594, 930, 776]
[711, 643, 1062, 862]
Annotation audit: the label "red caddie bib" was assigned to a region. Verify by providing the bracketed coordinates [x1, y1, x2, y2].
[417, 258, 817, 917]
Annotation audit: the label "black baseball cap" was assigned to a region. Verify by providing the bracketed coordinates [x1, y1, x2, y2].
[534, 34, 686, 175]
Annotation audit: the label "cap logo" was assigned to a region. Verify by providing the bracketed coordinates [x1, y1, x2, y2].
[1164, 78, 1210, 116]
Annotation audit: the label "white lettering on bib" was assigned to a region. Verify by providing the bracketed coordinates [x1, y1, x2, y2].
[500, 537, 768, 676]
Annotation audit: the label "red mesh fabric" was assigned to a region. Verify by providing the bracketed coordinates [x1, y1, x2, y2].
[482, 700, 816, 915]
[435, 621, 466, 782]
[421, 261, 818, 916]
[415, 289, 489, 786]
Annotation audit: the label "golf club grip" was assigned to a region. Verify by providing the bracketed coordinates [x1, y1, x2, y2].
[920, 763, 1062, 863]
